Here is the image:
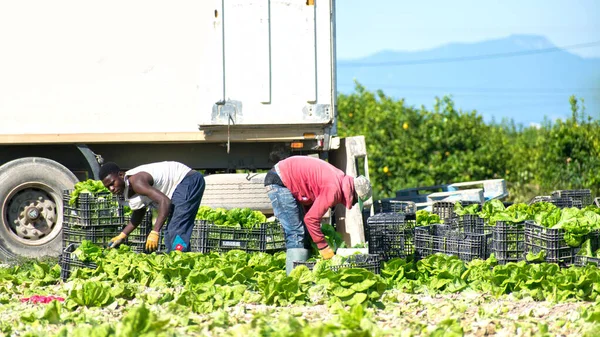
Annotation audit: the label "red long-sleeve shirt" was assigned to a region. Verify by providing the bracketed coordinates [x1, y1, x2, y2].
[276, 156, 356, 249]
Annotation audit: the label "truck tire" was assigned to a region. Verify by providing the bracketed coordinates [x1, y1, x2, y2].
[0, 157, 78, 262]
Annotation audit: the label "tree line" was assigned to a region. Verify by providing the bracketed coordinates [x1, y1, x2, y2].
[337, 83, 600, 202]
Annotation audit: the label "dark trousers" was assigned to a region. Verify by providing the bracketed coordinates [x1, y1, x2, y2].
[163, 171, 205, 252]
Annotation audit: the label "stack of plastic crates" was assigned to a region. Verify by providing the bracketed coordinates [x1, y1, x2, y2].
[431, 201, 481, 221]
[524, 220, 600, 266]
[414, 215, 492, 262]
[492, 221, 526, 264]
[59, 243, 97, 281]
[366, 213, 414, 261]
[293, 254, 381, 274]
[62, 190, 126, 249]
[551, 189, 593, 209]
[529, 189, 593, 209]
[189, 220, 286, 254]
[63, 190, 155, 253]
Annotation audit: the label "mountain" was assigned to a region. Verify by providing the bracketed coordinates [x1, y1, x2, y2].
[337, 35, 600, 126]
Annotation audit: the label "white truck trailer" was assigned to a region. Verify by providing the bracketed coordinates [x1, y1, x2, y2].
[0, 0, 370, 261]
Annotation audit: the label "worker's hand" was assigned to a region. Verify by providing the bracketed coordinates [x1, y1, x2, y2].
[145, 230, 160, 252]
[108, 232, 127, 249]
[319, 246, 335, 260]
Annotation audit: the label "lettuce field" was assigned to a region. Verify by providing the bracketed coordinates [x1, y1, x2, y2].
[1, 243, 600, 337]
[4, 184, 600, 336]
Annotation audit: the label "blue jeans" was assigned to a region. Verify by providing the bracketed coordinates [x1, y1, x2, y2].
[266, 184, 311, 249]
[163, 171, 205, 252]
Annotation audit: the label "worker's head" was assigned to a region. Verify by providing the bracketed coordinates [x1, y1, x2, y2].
[99, 162, 125, 195]
[353, 175, 372, 208]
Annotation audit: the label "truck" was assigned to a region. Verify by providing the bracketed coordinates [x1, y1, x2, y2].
[0, 0, 370, 261]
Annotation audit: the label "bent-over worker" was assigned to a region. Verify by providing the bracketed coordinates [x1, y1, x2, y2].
[99, 161, 205, 253]
[264, 156, 372, 274]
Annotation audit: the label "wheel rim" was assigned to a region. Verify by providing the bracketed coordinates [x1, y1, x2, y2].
[2, 182, 61, 246]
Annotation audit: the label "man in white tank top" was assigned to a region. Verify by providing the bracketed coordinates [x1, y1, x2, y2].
[99, 161, 205, 253]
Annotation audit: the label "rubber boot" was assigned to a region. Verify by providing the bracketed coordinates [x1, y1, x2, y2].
[286, 248, 310, 275]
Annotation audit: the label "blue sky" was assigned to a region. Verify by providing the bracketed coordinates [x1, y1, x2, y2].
[335, 0, 600, 125]
[336, 0, 600, 59]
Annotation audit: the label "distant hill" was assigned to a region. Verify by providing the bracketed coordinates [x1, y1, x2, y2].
[337, 35, 600, 126]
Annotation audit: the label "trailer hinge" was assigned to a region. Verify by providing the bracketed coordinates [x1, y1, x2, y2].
[227, 111, 235, 154]
[213, 99, 241, 154]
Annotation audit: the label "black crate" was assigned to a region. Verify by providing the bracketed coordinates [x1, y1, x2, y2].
[373, 200, 416, 219]
[551, 189, 593, 208]
[366, 213, 413, 261]
[63, 190, 125, 227]
[415, 215, 492, 262]
[64, 207, 156, 253]
[63, 189, 126, 249]
[59, 243, 97, 281]
[550, 196, 583, 209]
[190, 220, 286, 254]
[443, 214, 488, 235]
[574, 255, 600, 267]
[63, 226, 122, 249]
[293, 254, 381, 274]
[524, 221, 600, 265]
[492, 221, 525, 264]
[431, 201, 481, 221]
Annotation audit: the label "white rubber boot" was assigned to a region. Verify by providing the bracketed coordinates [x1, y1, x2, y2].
[286, 248, 310, 275]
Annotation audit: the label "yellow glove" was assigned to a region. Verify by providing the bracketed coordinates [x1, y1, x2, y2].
[319, 246, 335, 260]
[145, 230, 160, 252]
[108, 232, 127, 248]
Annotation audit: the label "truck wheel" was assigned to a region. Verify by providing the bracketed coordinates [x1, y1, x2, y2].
[0, 157, 78, 262]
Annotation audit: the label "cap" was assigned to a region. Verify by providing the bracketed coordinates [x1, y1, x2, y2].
[353, 175, 372, 202]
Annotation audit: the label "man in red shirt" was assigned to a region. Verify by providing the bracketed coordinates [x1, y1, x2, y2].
[264, 156, 372, 274]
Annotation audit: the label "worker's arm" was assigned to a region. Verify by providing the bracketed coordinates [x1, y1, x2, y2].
[303, 190, 337, 250]
[120, 208, 147, 235]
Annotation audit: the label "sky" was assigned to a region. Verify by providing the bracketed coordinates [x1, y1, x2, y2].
[334, 0, 600, 125]
[336, 0, 600, 60]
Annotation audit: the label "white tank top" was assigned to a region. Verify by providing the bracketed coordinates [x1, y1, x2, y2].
[124, 161, 192, 210]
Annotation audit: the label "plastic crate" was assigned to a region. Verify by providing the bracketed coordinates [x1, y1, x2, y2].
[574, 255, 600, 267]
[443, 214, 488, 235]
[59, 243, 97, 281]
[373, 200, 416, 219]
[293, 254, 381, 274]
[62, 190, 125, 227]
[524, 221, 600, 265]
[415, 215, 492, 262]
[366, 213, 413, 261]
[62, 226, 122, 249]
[63, 211, 154, 253]
[492, 221, 525, 264]
[431, 201, 481, 221]
[551, 189, 593, 208]
[550, 196, 584, 209]
[190, 220, 285, 254]
[63, 189, 125, 248]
